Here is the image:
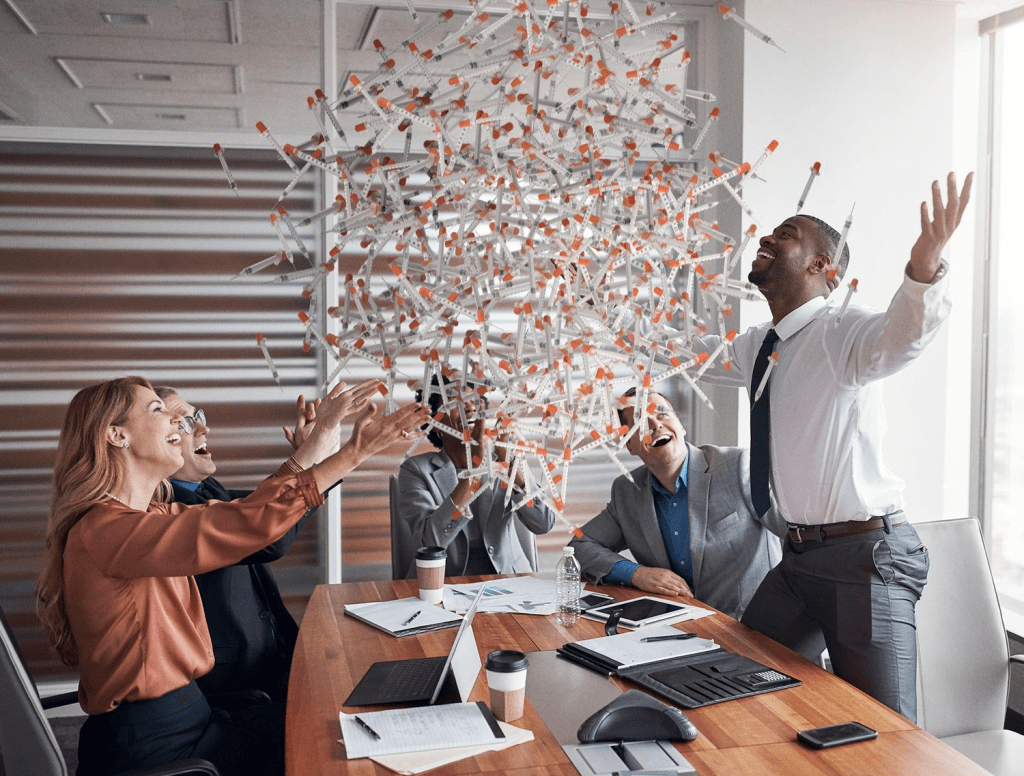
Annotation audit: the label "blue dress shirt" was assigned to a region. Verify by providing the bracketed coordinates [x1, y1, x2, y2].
[603, 452, 692, 588]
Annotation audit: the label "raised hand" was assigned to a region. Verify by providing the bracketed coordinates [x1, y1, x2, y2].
[907, 171, 973, 283]
[345, 401, 430, 462]
[282, 394, 320, 450]
[291, 379, 383, 467]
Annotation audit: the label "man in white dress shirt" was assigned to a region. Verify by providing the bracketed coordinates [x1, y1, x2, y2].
[692, 172, 972, 722]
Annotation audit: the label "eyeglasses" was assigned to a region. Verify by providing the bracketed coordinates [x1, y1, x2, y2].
[177, 409, 207, 434]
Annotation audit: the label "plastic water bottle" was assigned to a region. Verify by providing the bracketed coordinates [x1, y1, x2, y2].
[555, 546, 581, 626]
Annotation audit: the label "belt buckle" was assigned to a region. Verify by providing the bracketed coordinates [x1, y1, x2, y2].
[791, 525, 804, 543]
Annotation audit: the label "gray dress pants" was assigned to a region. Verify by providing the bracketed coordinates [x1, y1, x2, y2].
[740, 519, 929, 722]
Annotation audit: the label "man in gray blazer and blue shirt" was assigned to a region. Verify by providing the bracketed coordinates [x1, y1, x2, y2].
[568, 388, 785, 620]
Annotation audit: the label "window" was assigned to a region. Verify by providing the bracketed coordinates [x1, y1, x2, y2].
[978, 8, 1024, 611]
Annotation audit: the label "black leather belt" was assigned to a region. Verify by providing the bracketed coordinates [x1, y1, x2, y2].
[788, 512, 906, 543]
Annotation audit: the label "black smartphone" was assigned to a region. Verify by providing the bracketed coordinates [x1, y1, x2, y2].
[579, 592, 615, 610]
[797, 722, 878, 749]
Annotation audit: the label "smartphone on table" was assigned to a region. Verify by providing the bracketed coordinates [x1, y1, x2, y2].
[797, 722, 878, 749]
[579, 591, 615, 610]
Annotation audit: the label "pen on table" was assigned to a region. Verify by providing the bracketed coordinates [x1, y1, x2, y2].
[353, 715, 381, 740]
[641, 633, 698, 643]
[401, 610, 421, 626]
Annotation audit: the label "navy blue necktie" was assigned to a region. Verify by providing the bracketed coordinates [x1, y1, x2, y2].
[750, 329, 779, 517]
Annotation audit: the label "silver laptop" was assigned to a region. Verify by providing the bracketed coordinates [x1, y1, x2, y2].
[342, 585, 485, 707]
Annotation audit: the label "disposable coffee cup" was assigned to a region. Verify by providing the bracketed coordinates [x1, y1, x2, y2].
[485, 650, 529, 722]
[415, 546, 447, 604]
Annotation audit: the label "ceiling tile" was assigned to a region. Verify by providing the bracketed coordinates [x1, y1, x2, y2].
[58, 58, 238, 94]
[7, 0, 233, 42]
[93, 101, 241, 129]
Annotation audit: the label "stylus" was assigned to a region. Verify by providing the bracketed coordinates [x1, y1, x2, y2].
[640, 633, 697, 643]
[353, 715, 381, 740]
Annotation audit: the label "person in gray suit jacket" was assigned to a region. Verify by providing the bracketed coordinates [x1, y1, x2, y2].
[568, 388, 785, 620]
[397, 375, 556, 577]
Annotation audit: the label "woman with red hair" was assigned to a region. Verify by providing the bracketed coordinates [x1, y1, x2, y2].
[37, 376, 425, 776]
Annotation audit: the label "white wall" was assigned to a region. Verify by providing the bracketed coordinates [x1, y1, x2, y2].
[738, 0, 977, 522]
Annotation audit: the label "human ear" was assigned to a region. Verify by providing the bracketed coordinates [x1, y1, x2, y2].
[809, 253, 831, 275]
[106, 426, 127, 448]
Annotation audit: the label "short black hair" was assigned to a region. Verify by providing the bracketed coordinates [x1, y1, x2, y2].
[415, 373, 451, 448]
[415, 373, 487, 449]
[800, 214, 851, 286]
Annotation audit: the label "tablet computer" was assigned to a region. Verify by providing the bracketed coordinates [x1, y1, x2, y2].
[582, 596, 692, 628]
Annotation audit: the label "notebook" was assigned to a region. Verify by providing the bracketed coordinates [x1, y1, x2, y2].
[616, 648, 801, 709]
[342, 586, 486, 707]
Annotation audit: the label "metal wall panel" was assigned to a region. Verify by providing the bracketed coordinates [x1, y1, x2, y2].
[0, 142, 322, 679]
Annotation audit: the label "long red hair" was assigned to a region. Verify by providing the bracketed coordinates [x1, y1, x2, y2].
[36, 376, 153, 666]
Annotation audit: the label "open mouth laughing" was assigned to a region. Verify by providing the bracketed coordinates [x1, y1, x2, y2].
[650, 432, 672, 448]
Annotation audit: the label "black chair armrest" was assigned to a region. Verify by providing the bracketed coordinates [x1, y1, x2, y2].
[113, 758, 220, 776]
[40, 690, 81, 710]
[1010, 653, 1024, 666]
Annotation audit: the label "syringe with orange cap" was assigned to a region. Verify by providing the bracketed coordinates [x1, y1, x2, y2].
[212, 144, 239, 195]
[795, 161, 821, 213]
[718, 5, 785, 52]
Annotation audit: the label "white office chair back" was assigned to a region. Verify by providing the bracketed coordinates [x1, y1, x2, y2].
[0, 608, 68, 776]
[914, 517, 1010, 738]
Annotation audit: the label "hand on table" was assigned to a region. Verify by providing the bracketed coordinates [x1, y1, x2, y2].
[632, 567, 693, 597]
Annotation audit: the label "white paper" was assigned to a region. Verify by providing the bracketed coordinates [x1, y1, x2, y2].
[444, 576, 558, 615]
[367, 720, 533, 775]
[571, 624, 718, 668]
[339, 702, 504, 759]
[344, 597, 462, 636]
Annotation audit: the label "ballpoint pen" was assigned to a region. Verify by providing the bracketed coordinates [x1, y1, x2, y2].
[401, 610, 421, 626]
[353, 715, 381, 740]
[641, 633, 698, 643]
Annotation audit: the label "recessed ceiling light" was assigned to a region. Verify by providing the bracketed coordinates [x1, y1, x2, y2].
[136, 73, 173, 82]
[101, 12, 150, 25]
[157, 112, 187, 120]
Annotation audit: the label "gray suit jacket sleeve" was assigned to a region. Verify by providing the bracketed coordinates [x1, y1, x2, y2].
[397, 451, 556, 576]
[569, 443, 783, 620]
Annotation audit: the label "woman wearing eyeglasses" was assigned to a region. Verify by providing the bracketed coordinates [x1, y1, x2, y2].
[36, 376, 426, 776]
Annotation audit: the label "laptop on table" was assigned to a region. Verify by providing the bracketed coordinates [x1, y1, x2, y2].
[342, 585, 486, 707]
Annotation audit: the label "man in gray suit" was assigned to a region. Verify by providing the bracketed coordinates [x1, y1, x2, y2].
[568, 388, 784, 619]
[397, 375, 556, 577]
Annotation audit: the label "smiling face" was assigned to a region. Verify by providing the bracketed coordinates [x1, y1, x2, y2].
[748, 215, 832, 304]
[112, 385, 186, 479]
[622, 392, 688, 471]
[161, 392, 217, 483]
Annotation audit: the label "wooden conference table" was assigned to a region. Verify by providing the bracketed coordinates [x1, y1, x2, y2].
[287, 577, 987, 775]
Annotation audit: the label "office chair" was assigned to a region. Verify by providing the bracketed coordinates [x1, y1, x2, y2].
[389, 474, 417, 579]
[0, 603, 219, 776]
[914, 517, 1024, 776]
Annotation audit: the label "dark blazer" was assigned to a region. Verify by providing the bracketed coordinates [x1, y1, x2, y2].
[568, 443, 786, 620]
[170, 477, 311, 702]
